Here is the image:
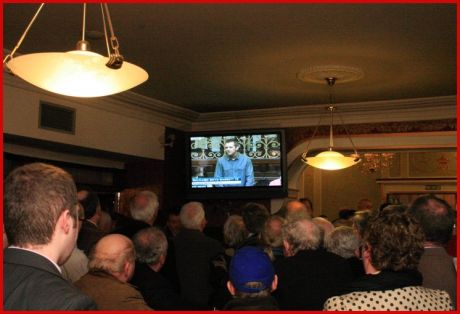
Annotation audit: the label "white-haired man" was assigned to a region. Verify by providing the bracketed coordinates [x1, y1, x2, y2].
[174, 201, 224, 309]
[113, 190, 159, 238]
[273, 219, 352, 310]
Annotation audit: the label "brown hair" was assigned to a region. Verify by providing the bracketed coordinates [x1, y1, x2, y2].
[4, 163, 77, 246]
[363, 206, 424, 271]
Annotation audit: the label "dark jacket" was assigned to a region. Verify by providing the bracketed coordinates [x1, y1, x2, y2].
[174, 228, 224, 309]
[3, 248, 97, 310]
[77, 220, 105, 256]
[344, 268, 423, 293]
[130, 262, 185, 310]
[274, 248, 353, 310]
[224, 295, 279, 310]
[111, 214, 151, 239]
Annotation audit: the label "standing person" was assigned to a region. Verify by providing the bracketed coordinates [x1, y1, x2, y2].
[3, 163, 97, 310]
[324, 206, 452, 311]
[77, 189, 105, 256]
[224, 246, 279, 310]
[174, 202, 224, 309]
[75, 234, 151, 310]
[409, 195, 457, 309]
[274, 218, 352, 310]
[214, 138, 254, 186]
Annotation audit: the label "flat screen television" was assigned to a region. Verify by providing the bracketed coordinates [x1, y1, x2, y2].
[185, 129, 287, 199]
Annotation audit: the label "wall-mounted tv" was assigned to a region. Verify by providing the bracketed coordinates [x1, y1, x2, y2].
[185, 129, 287, 199]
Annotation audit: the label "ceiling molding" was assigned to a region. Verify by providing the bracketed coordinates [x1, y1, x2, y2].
[4, 71, 455, 132]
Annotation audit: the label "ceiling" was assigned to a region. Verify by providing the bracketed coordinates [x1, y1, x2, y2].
[3, 3, 456, 113]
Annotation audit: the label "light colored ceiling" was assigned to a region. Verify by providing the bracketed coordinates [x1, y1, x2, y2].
[3, 3, 456, 113]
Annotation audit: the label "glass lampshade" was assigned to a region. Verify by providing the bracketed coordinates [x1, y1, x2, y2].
[305, 150, 361, 170]
[6, 50, 148, 97]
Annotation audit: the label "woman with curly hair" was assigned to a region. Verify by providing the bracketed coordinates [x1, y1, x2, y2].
[324, 205, 452, 311]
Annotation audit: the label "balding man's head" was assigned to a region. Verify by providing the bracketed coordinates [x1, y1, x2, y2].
[179, 202, 206, 231]
[312, 217, 335, 246]
[88, 234, 136, 282]
[285, 200, 310, 222]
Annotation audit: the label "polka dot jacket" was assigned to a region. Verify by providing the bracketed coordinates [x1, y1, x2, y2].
[323, 286, 452, 311]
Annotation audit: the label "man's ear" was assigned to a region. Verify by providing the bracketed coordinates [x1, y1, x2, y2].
[283, 240, 291, 257]
[226, 281, 236, 296]
[58, 209, 72, 234]
[271, 274, 278, 292]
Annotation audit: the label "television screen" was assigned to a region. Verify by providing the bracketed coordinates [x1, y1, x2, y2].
[185, 129, 287, 199]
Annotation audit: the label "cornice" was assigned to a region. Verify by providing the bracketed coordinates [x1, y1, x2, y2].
[4, 73, 456, 132]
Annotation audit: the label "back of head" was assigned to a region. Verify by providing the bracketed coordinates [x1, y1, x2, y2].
[241, 202, 269, 234]
[312, 217, 335, 241]
[357, 198, 373, 211]
[132, 227, 168, 266]
[179, 201, 205, 230]
[325, 226, 360, 259]
[223, 215, 248, 248]
[409, 195, 455, 245]
[282, 218, 321, 255]
[351, 210, 373, 237]
[364, 206, 424, 271]
[79, 190, 100, 220]
[130, 190, 159, 224]
[262, 215, 286, 248]
[229, 246, 275, 297]
[88, 234, 135, 280]
[4, 163, 77, 247]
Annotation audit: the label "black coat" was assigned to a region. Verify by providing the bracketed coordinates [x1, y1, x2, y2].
[174, 228, 224, 309]
[77, 220, 105, 256]
[3, 248, 97, 310]
[274, 248, 353, 310]
[130, 262, 184, 310]
[224, 295, 279, 310]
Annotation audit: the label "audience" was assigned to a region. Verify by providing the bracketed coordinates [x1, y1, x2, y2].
[312, 216, 335, 248]
[325, 226, 364, 279]
[274, 218, 352, 310]
[77, 189, 105, 256]
[61, 203, 89, 283]
[223, 215, 249, 256]
[409, 195, 457, 309]
[113, 190, 159, 238]
[5, 162, 454, 311]
[299, 197, 314, 217]
[224, 246, 279, 310]
[131, 227, 184, 309]
[3, 163, 97, 310]
[262, 215, 286, 262]
[324, 206, 452, 310]
[174, 201, 224, 309]
[75, 234, 151, 310]
[240, 202, 270, 247]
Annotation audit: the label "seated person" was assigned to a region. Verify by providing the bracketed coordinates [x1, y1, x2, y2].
[224, 246, 279, 310]
[324, 206, 452, 311]
[214, 138, 254, 186]
[75, 234, 151, 310]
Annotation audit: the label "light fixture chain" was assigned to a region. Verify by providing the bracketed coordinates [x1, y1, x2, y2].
[3, 3, 45, 64]
[303, 111, 324, 155]
[100, 4, 111, 57]
[102, 4, 120, 54]
[329, 106, 334, 149]
[337, 111, 359, 156]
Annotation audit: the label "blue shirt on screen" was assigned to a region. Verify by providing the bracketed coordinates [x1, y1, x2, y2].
[214, 154, 254, 186]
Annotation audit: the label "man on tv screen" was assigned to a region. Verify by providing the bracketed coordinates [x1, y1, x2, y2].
[214, 138, 254, 186]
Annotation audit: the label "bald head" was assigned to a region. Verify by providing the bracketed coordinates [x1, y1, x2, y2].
[312, 217, 335, 246]
[89, 234, 136, 282]
[285, 200, 310, 222]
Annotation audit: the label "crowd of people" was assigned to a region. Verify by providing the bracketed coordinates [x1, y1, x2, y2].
[3, 162, 456, 310]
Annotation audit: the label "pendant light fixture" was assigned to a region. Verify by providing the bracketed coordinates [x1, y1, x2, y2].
[3, 4, 148, 98]
[300, 77, 361, 170]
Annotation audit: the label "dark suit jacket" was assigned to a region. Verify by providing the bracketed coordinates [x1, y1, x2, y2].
[274, 248, 353, 310]
[77, 220, 105, 256]
[130, 262, 184, 310]
[3, 248, 97, 310]
[174, 228, 224, 309]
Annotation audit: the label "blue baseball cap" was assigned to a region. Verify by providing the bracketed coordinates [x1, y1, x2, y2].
[229, 246, 275, 293]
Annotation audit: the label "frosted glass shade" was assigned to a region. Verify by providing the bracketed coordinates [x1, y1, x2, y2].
[6, 50, 148, 97]
[304, 150, 361, 170]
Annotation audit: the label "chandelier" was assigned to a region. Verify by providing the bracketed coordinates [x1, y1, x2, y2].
[360, 152, 395, 173]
